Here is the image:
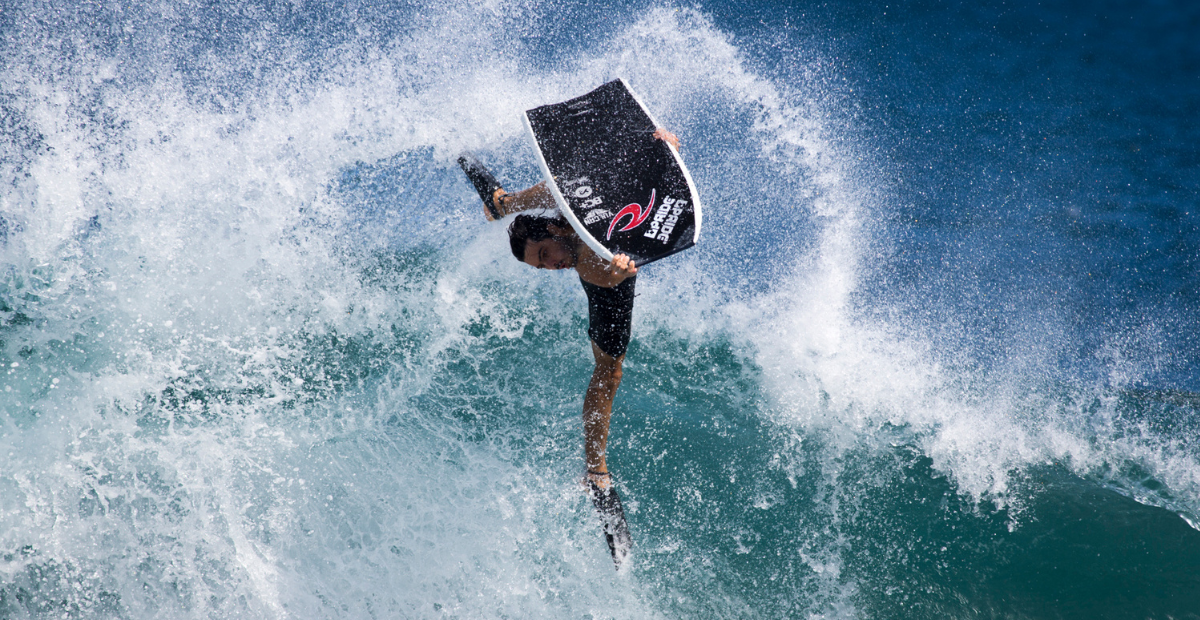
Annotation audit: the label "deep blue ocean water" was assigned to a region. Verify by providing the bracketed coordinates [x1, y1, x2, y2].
[2, 0, 1199, 617]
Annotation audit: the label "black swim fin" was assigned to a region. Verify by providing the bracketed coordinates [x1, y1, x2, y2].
[588, 476, 632, 569]
[457, 152, 505, 222]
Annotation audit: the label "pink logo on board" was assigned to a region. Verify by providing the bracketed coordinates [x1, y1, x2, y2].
[605, 189, 657, 240]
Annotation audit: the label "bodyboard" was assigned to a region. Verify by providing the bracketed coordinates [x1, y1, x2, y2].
[523, 79, 702, 266]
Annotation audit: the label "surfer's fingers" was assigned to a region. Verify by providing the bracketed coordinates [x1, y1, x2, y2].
[612, 255, 637, 276]
[653, 128, 681, 150]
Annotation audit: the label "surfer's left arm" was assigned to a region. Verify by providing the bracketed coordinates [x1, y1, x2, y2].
[653, 128, 681, 151]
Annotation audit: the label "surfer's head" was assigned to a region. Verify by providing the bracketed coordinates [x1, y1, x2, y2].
[509, 214, 576, 270]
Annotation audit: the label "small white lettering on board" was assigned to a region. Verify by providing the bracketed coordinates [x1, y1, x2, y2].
[658, 202, 686, 242]
[566, 100, 592, 117]
[584, 208, 613, 225]
[579, 196, 603, 210]
[560, 177, 603, 213]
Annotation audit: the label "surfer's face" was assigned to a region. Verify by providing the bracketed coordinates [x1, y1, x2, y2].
[523, 237, 575, 271]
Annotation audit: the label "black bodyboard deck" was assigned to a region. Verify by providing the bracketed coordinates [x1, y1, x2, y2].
[523, 79, 702, 266]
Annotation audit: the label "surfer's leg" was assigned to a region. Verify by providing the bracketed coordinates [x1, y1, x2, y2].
[458, 152, 507, 221]
[459, 151, 558, 220]
[583, 342, 633, 568]
[497, 182, 556, 216]
[583, 341, 624, 488]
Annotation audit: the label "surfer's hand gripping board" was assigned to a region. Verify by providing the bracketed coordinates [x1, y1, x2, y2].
[609, 254, 638, 280]
[653, 127, 681, 151]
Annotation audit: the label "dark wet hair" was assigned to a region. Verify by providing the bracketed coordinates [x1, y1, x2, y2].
[508, 213, 570, 262]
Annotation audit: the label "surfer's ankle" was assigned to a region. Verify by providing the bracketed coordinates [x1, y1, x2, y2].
[492, 188, 511, 216]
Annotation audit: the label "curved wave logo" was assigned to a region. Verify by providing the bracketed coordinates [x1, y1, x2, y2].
[605, 189, 656, 240]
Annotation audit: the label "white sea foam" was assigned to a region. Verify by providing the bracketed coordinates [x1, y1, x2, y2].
[2, 0, 1197, 618]
[0, 2, 841, 616]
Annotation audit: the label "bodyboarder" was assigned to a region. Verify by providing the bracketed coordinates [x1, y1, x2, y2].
[458, 128, 680, 568]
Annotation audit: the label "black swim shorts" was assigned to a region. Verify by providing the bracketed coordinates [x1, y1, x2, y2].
[580, 275, 636, 359]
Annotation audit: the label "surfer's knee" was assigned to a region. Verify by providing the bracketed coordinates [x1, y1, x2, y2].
[604, 361, 623, 386]
[589, 365, 623, 396]
[591, 348, 624, 386]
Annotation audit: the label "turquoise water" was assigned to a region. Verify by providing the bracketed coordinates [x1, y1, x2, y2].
[2, 0, 1199, 617]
